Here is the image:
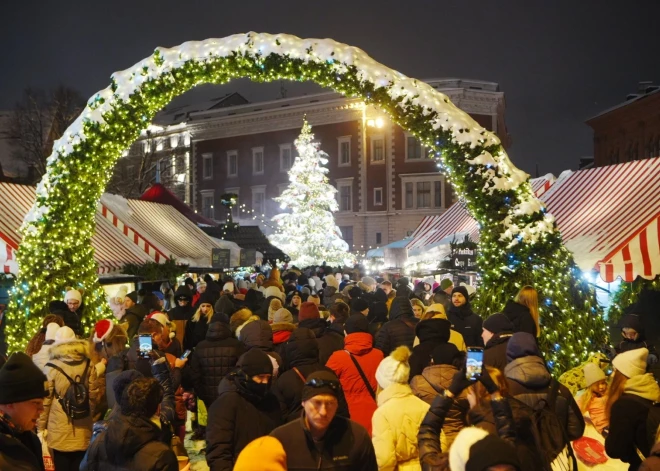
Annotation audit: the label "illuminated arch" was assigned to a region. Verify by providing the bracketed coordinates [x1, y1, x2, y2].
[7, 32, 605, 371]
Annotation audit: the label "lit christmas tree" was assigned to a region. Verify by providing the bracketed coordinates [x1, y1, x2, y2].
[270, 120, 355, 267]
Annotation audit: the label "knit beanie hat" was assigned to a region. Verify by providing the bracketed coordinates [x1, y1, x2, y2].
[301, 370, 340, 402]
[237, 349, 274, 377]
[112, 369, 144, 404]
[45, 322, 61, 341]
[451, 286, 469, 301]
[126, 291, 138, 303]
[298, 302, 320, 321]
[345, 313, 369, 334]
[483, 313, 514, 334]
[361, 276, 377, 288]
[440, 278, 454, 291]
[273, 308, 293, 324]
[264, 286, 285, 302]
[612, 347, 649, 379]
[350, 298, 369, 313]
[64, 289, 82, 303]
[324, 274, 339, 290]
[93, 319, 115, 343]
[223, 282, 235, 293]
[53, 326, 77, 345]
[450, 427, 521, 471]
[235, 436, 287, 471]
[0, 352, 48, 404]
[268, 298, 283, 322]
[584, 363, 607, 388]
[349, 286, 363, 299]
[432, 343, 460, 366]
[506, 332, 541, 363]
[376, 346, 412, 390]
[426, 303, 447, 318]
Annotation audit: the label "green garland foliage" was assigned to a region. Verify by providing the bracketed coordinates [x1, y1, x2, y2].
[608, 276, 660, 327]
[121, 258, 189, 284]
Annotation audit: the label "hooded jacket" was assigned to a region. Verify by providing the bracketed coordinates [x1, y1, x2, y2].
[214, 295, 237, 319]
[484, 332, 513, 372]
[271, 321, 295, 361]
[616, 314, 658, 361]
[326, 332, 384, 436]
[190, 322, 244, 407]
[80, 413, 178, 471]
[37, 339, 101, 452]
[372, 383, 430, 470]
[374, 297, 419, 356]
[299, 317, 344, 366]
[409, 318, 451, 379]
[121, 303, 149, 340]
[206, 374, 281, 471]
[505, 355, 585, 441]
[0, 417, 44, 471]
[272, 328, 349, 423]
[446, 297, 483, 348]
[410, 364, 469, 450]
[502, 300, 537, 338]
[239, 320, 283, 376]
[167, 286, 194, 321]
[322, 285, 342, 309]
[606, 373, 660, 469]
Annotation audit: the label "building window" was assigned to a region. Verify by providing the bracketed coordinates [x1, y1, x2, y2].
[201, 191, 214, 219]
[434, 181, 442, 208]
[371, 136, 385, 163]
[376, 232, 382, 245]
[227, 151, 238, 177]
[280, 144, 293, 172]
[401, 175, 444, 210]
[225, 188, 240, 219]
[156, 139, 164, 152]
[406, 136, 423, 160]
[338, 136, 351, 167]
[252, 147, 264, 175]
[339, 226, 354, 251]
[202, 153, 213, 180]
[417, 181, 431, 208]
[374, 187, 383, 206]
[405, 182, 414, 209]
[336, 179, 353, 212]
[252, 186, 266, 216]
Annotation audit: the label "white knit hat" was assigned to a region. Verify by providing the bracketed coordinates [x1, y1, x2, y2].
[45, 323, 61, 341]
[583, 363, 607, 388]
[325, 274, 339, 290]
[613, 348, 649, 378]
[375, 346, 412, 390]
[64, 289, 82, 303]
[449, 427, 490, 471]
[264, 286, 284, 302]
[149, 312, 176, 339]
[53, 326, 76, 344]
[223, 282, 235, 293]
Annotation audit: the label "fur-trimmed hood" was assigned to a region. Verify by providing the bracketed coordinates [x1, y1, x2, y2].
[230, 310, 260, 338]
[48, 339, 89, 361]
[270, 322, 296, 333]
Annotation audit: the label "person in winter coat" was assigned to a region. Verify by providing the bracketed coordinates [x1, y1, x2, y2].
[167, 285, 194, 347]
[299, 302, 344, 366]
[372, 346, 430, 470]
[206, 349, 282, 471]
[80, 377, 178, 471]
[184, 292, 215, 351]
[213, 295, 237, 320]
[31, 322, 63, 372]
[368, 298, 389, 340]
[122, 291, 150, 340]
[447, 286, 483, 347]
[414, 277, 434, 306]
[270, 308, 296, 362]
[270, 370, 377, 470]
[409, 315, 452, 379]
[411, 298, 426, 319]
[0, 352, 49, 471]
[326, 314, 384, 436]
[616, 314, 659, 365]
[285, 290, 302, 319]
[502, 286, 539, 338]
[271, 328, 349, 423]
[25, 315, 65, 357]
[482, 313, 515, 371]
[504, 332, 585, 441]
[576, 363, 610, 435]
[266, 298, 283, 323]
[410, 343, 468, 450]
[375, 296, 419, 356]
[605, 348, 660, 469]
[62, 289, 84, 335]
[239, 319, 283, 377]
[322, 274, 342, 308]
[38, 327, 100, 471]
[416, 304, 466, 352]
[254, 286, 285, 321]
[190, 321, 244, 408]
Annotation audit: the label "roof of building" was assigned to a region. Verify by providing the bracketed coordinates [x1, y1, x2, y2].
[586, 85, 660, 123]
[201, 225, 288, 264]
[140, 183, 217, 227]
[155, 92, 249, 125]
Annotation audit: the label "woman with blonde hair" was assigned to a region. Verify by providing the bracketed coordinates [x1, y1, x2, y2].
[184, 293, 215, 350]
[502, 285, 539, 337]
[411, 298, 426, 319]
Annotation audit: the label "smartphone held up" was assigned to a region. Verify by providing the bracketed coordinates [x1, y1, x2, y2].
[466, 347, 484, 380]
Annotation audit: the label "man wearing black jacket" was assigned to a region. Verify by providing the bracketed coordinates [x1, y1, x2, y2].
[482, 313, 515, 372]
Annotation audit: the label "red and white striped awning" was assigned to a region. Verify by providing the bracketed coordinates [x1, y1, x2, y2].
[543, 159, 660, 282]
[0, 182, 157, 275]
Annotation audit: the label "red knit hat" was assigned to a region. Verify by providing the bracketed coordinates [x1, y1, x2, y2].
[93, 319, 114, 343]
[298, 302, 320, 321]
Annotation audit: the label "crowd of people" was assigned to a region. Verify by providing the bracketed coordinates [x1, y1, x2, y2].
[0, 265, 659, 470]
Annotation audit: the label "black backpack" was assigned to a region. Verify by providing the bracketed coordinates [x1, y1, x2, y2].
[511, 379, 578, 471]
[45, 359, 91, 420]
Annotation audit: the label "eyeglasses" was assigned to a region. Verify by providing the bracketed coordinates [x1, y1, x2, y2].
[305, 378, 340, 391]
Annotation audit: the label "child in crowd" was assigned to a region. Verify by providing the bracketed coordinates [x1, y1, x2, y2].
[576, 363, 610, 436]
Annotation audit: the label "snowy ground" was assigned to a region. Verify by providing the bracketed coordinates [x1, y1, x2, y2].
[185, 413, 209, 471]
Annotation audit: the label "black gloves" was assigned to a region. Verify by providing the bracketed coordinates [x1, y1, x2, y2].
[448, 368, 475, 396]
[477, 366, 499, 394]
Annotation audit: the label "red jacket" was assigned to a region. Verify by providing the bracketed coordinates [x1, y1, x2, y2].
[326, 332, 383, 436]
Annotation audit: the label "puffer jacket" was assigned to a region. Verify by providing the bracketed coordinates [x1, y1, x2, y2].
[190, 321, 244, 407]
[374, 298, 419, 356]
[271, 322, 295, 363]
[299, 317, 344, 365]
[502, 300, 537, 338]
[372, 383, 430, 471]
[483, 332, 513, 371]
[38, 339, 100, 452]
[410, 364, 469, 450]
[606, 373, 660, 469]
[184, 314, 210, 351]
[272, 328, 349, 422]
[326, 332, 384, 436]
[80, 413, 178, 471]
[239, 320, 283, 376]
[409, 318, 451, 379]
[505, 355, 585, 441]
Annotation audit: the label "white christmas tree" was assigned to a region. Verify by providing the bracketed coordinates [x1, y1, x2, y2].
[270, 120, 355, 267]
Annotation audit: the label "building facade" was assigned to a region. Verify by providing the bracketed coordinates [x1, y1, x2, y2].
[186, 78, 510, 253]
[587, 82, 660, 167]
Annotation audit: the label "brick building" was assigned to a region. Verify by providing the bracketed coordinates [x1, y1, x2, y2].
[587, 82, 660, 167]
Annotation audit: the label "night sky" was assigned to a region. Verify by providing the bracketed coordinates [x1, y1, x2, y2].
[2, 0, 659, 175]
